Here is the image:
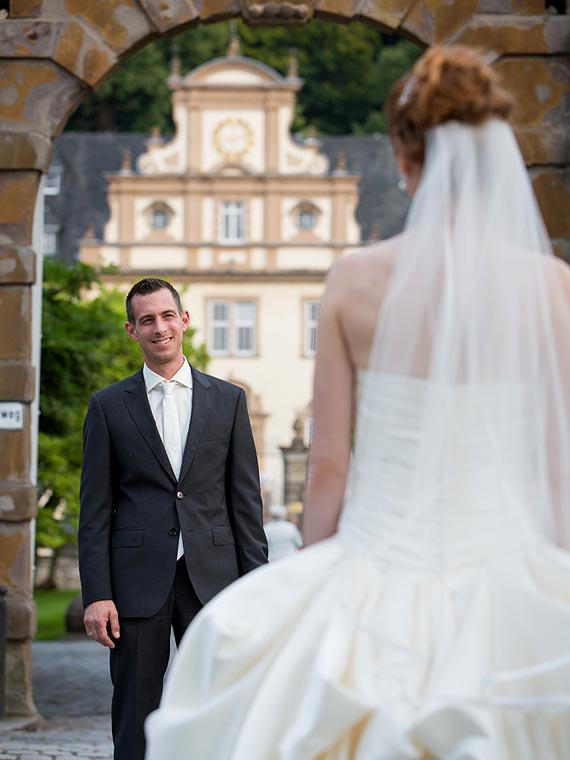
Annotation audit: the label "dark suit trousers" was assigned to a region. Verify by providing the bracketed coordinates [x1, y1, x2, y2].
[109, 558, 203, 760]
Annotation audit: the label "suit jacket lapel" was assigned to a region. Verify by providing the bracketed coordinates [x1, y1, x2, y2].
[122, 369, 176, 483]
[179, 367, 213, 484]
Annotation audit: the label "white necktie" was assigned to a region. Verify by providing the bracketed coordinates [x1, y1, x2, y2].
[161, 382, 184, 559]
[161, 381, 183, 479]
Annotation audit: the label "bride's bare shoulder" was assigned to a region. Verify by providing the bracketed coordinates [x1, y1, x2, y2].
[326, 236, 400, 297]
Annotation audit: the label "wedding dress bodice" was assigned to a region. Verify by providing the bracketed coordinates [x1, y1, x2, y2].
[338, 372, 537, 574]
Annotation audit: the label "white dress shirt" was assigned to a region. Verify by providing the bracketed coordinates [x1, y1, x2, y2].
[143, 360, 193, 451]
[144, 360, 193, 559]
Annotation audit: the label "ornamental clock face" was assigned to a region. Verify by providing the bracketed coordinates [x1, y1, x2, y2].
[213, 118, 254, 162]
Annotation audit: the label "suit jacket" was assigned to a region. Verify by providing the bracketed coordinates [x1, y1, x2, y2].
[78, 365, 268, 618]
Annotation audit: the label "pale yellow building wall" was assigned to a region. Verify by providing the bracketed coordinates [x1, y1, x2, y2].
[130, 246, 187, 269]
[105, 199, 120, 241]
[276, 247, 333, 270]
[249, 197, 263, 241]
[178, 279, 325, 502]
[201, 198, 215, 240]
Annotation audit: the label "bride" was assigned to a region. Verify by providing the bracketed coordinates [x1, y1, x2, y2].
[146, 46, 570, 759]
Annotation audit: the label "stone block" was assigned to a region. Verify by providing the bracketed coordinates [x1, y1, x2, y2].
[0, 174, 40, 246]
[0, 522, 33, 595]
[6, 597, 36, 640]
[199, 0, 240, 23]
[137, 0, 200, 32]
[9, 1, 43, 18]
[338, 0, 415, 31]
[5, 640, 37, 718]
[0, 360, 36, 402]
[0, 286, 32, 359]
[0, 423, 31, 482]
[0, 60, 84, 139]
[515, 125, 568, 167]
[401, 0, 479, 45]
[54, 20, 118, 88]
[0, 482, 37, 522]
[479, 0, 547, 12]
[0, 20, 118, 89]
[64, 0, 154, 56]
[495, 57, 570, 129]
[0, 132, 53, 172]
[531, 167, 570, 241]
[451, 16, 570, 57]
[0, 248, 36, 285]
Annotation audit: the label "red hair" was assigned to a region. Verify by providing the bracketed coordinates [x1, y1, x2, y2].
[386, 45, 513, 163]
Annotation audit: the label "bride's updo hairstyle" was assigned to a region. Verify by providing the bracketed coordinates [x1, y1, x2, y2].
[386, 45, 513, 164]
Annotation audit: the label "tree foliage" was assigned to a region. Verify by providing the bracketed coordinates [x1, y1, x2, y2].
[37, 260, 207, 584]
[66, 21, 420, 135]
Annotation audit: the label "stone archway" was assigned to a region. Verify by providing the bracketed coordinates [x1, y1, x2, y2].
[0, 0, 568, 716]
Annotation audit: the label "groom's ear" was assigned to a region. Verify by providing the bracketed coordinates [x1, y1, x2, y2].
[125, 321, 139, 342]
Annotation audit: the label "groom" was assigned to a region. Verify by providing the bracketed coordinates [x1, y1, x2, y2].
[78, 277, 268, 760]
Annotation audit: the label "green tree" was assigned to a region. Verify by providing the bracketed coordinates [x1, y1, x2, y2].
[356, 40, 422, 134]
[37, 260, 207, 587]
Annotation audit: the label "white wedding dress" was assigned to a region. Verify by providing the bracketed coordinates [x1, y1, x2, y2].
[146, 120, 570, 759]
[146, 372, 570, 760]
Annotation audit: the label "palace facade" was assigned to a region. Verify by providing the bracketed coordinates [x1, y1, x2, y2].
[78, 45, 363, 506]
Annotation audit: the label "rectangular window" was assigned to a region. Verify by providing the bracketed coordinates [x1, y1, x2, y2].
[208, 299, 256, 357]
[209, 300, 230, 356]
[44, 169, 62, 196]
[219, 201, 245, 244]
[43, 226, 60, 257]
[304, 300, 320, 357]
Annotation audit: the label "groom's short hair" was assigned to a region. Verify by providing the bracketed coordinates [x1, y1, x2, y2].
[126, 277, 183, 324]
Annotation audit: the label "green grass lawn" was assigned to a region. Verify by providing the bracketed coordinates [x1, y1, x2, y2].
[34, 589, 80, 640]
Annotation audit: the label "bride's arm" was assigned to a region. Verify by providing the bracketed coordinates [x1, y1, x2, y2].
[302, 263, 355, 547]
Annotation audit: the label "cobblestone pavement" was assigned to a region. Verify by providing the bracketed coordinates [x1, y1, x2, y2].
[0, 638, 114, 759]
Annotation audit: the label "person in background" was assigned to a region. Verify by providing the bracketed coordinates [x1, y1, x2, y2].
[263, 504, 303, 561]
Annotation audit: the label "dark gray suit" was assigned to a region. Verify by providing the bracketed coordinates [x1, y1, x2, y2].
[78, 364, 267, 759]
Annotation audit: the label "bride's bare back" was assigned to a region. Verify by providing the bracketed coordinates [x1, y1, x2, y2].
[302, 239, 398, 546]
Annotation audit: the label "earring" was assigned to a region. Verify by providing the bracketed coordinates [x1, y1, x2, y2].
[398, 175, 408, 192]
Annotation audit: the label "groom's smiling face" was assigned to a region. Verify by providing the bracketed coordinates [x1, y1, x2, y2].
[125, 288, 190, 373]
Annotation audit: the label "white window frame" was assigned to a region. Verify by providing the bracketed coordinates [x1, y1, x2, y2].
[208, 299, 256, 357]
[303, 300, 320, 357]
[44, 167, 63, 196]
[219, 201, 246, 244]
[43, 225, 60, 257]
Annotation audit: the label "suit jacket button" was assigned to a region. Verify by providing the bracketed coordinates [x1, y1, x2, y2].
[170, 528, 179, 536]
[176, 491, 183, 499]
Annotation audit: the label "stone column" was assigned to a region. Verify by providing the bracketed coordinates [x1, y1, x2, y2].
[280, 418, 309, 507]
[0, 187, 40, 718]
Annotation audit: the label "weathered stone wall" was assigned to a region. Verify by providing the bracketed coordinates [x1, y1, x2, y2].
[0, 0, 567, 716]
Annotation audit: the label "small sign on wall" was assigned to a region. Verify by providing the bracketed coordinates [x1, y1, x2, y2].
[0, 403, 24, 430]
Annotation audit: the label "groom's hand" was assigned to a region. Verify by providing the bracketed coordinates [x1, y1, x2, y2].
[84, 599, 120, 649]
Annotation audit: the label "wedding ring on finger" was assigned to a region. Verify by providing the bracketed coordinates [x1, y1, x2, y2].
[87, 631, 94, 637]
